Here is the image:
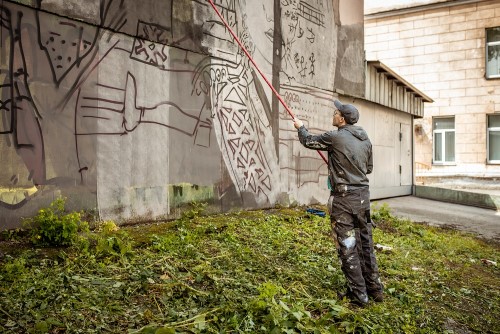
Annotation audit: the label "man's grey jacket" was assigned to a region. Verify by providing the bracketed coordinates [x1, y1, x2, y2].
[297, 124, 373, 189]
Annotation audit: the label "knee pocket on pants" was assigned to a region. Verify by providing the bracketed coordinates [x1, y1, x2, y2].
[337, 229, 356, 250]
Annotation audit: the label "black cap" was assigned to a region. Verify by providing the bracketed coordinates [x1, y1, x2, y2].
[334, 100, 359, 125]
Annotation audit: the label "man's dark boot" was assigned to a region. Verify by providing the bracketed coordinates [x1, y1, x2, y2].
[337, 289, 368, 307]
[368, 290, 384, 302]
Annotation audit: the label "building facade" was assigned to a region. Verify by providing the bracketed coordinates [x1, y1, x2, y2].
[365, 0, 500, 187]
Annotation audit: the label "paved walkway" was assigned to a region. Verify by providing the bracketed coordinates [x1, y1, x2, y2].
[372, 196, 500, 242]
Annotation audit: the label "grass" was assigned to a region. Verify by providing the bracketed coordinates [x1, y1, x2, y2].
[0, 203, 498, 333]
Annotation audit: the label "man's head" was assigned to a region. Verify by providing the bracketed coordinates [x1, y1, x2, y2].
[332, 100, 359, 127]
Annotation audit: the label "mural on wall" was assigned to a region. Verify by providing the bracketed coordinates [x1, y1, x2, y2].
[0, 0, 364, 226]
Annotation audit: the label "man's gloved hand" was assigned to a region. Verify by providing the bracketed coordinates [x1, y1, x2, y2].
[293, 118, 303, 129]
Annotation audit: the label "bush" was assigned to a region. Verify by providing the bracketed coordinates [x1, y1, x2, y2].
[23, 197, 88, 247]
[371, 203, 392, 224]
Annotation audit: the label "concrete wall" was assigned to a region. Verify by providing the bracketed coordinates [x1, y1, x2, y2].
[365, 0, 500, 180]
[0, 0, 365, 228]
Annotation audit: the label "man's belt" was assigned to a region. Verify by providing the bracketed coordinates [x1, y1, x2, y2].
[332, 184, 368, 193]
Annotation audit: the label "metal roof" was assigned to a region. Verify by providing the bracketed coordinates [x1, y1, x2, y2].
[366, 60, 434, 118]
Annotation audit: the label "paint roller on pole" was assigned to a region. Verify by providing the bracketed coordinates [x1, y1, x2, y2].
[207, 0, 328, 165]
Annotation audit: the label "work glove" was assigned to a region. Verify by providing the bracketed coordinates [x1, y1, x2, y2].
[293, 118, 303, 129]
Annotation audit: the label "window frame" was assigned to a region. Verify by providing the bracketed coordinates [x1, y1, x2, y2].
[432, 116, 455, 165]
[486, 27, 500, 79]
[487, 114, 500, 164]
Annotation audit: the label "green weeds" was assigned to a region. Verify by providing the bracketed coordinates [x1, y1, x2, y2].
[22, 197, 88, 247]
[0, 203, 498, 333]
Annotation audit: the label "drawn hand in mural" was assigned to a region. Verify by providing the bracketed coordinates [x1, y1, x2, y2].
[122, 72, 201, 136]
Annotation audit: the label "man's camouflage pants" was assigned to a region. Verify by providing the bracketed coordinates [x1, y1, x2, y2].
[328, 187, 383, 303]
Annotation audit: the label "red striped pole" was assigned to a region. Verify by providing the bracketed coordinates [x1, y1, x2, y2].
[206, 0, 328, 164]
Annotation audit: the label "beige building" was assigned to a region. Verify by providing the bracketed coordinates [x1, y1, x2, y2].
[365, 0, 500, 188]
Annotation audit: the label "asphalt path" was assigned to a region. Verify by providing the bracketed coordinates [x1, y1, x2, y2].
[371, 196, 500, 242]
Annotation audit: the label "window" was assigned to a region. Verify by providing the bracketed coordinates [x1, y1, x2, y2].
[433, 117, 455, 164]
[486, 27, 500, 79]
[488, 114, 500, 163]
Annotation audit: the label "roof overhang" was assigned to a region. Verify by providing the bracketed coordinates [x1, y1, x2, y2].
[367, 60, 434, 103]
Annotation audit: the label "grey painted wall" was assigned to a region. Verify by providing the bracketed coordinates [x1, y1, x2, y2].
[0, 0, 365, 228]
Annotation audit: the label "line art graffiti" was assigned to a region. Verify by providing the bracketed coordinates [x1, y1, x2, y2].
[196, 0, 237, 45]
[131, 21, 171, 69]
[1, 5, 46, 187]
[297, 1, 325, 27]
[280, 0, 327, 84]
[36, 17, 97, 87]
[77, 72, 204, 137]
[192, 52, 279, 205]
[278, 83, 334, 194]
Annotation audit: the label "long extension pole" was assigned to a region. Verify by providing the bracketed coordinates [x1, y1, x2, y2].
[206, 0, 328, 164]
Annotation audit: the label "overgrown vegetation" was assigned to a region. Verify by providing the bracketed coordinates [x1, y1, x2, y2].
[22, 197, 89, 247]
[0, 200, 498, 333]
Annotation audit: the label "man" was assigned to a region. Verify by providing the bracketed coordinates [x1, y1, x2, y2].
[293, 100, 383, 306]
